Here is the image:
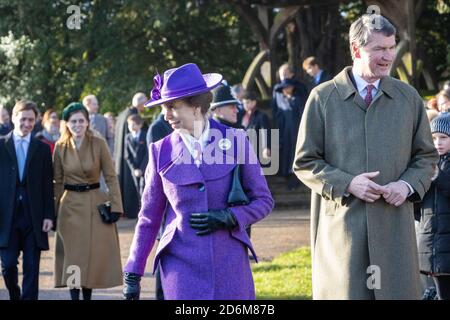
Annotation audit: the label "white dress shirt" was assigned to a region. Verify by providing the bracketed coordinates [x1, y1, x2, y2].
[350, 70, 414, 196]
[352, 69, 380, 100]
[131, 130, 141, 142]
[179, 119, 210, 167]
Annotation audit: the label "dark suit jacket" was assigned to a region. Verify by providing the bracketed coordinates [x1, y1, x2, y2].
[125, 129, 149, 195]
[243, 110, 271, 150]
[0, 132, 55, 250]
[306, 70, 333, 92]
[146, 113, 173, 145]
[125, 129, 149, 173]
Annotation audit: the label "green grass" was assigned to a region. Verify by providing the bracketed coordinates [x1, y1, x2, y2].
[252, 247, 312, 300]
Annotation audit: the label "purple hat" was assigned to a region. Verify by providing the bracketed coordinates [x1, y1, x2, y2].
[145, 63, 223, 108]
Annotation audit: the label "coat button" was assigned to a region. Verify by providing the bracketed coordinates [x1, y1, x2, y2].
[198, 184, 205, 192]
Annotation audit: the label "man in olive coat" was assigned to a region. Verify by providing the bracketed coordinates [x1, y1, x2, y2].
[293, 14, 439, 299]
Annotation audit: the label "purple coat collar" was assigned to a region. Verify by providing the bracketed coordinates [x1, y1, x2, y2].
[157, 118, 238, 185]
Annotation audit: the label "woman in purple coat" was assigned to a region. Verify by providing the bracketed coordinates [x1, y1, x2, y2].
[122, 63, 274, 300]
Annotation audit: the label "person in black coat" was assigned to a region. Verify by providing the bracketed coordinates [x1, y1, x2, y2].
[146, 112, 173, 146]
[114, 92, 147, 218]
[417, 114, 450, 300]
[0, 100, 54, 300]
[241, 90, 271, 167]
[302, 56, 333, 91]
[125, 114, 148, 198]
[271, 74, 307, 189]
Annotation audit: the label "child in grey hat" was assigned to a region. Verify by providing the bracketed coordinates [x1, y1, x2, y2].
[416, 114, 450, 300]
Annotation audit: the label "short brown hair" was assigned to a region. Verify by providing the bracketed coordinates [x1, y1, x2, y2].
[180, 92, 213, 115]
[302, 56, 320, 70]
[42, 108, 58, 125]
[12, 100, 39, 117]
[127, 114, 144, 125]
[242, 90, 258, 101]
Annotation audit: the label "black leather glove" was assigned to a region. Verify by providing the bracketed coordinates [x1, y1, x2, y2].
[123, 272, 141, 300]
[189, 209, 238, 236]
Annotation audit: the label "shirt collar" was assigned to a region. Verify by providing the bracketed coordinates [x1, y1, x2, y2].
[352, 69, 380, 95]
[13, 132, 31, 144]
[132, 130, 141, 139]
[314, 69, 323, 84]
[179, 118, 210, 153]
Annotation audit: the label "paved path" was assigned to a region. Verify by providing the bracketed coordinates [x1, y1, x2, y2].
[0, 209, 310, 300]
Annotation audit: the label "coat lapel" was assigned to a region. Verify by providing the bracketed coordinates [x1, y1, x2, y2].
[334, 67, 368, 112]
[4, 133, 18, 172]
[334, 66, 394, 111]
[159, 131, 204, 186]
[70, 137, 90, 180]
[24, 138, 39, 179]
[159, 119, 237, 185]
[137, 130, 146, 152]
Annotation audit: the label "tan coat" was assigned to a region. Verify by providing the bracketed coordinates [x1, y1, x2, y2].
[53, 134, 123, 288]
[294, 67, 439, 299]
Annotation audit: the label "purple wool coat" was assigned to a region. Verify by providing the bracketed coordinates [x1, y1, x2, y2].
[124, 119, 274, 300]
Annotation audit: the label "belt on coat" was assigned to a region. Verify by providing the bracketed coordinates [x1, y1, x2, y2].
[64, 183, 100, 192]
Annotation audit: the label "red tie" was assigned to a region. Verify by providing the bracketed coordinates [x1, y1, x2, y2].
[365, 84, 374, 107]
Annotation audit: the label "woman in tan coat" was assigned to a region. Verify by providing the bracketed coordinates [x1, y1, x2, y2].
[53, 102, 123, 300]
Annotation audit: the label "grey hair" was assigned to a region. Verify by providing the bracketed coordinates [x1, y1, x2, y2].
[132, 92, 147, 107]
[278, 63, 295, 75]
[349, 14, 396, 60]
[82, 94, 97, 106]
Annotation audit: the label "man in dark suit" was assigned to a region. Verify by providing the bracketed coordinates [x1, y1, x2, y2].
[125, 114, 148, 198]
[0, 100, 54, 300]
[146, 111, 173, 146]
[115, 92, 147, 218]
[302, 56, 332, 91]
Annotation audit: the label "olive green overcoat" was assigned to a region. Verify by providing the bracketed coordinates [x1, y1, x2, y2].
[294, 67, 439, 299]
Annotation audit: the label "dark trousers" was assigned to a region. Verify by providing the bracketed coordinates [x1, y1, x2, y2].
[0, 201, 41, 300]
[433, 275, 450, 300]
[155, 264, 164, 300]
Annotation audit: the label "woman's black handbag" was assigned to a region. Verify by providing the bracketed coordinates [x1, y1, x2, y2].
[227, 164, 250, 207]
[97, 202, 120, 224]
